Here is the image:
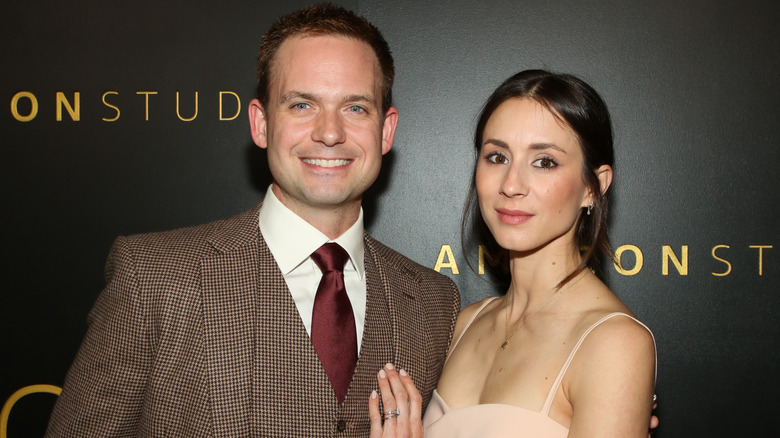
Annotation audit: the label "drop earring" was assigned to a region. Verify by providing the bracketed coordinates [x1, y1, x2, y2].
[587, 202, 593, 216]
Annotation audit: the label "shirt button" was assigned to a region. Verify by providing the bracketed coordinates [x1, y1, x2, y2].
[336, 420, 347, 432]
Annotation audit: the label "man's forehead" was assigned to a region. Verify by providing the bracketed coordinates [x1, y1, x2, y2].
[269, 35, 383, 101]
[278, 34, 372, 55]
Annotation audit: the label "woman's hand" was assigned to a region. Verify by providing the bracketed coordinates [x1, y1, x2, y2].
[368, 363, 424, 438]
[649, 395, 659, 436]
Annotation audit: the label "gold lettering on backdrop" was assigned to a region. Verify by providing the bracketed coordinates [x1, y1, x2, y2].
[11, 90, 243, 122]
[136, 91, 158, 121]
[176, 91, 198, 121]
[10, 91, 38, 122]
[478, 245, 508, 275]
[55, 91, 80, 121]
[434, 244, 460, 274]
[614, 245, 644, 276]
[662, 245, 689, 276]
[219, 91, 241, 121]
[0, 384, 61, 438]
[102, 91, 120, 122]
[434, 243, 772, 277]
[711, 245, 732, 276]
[749, 245, 773, 276]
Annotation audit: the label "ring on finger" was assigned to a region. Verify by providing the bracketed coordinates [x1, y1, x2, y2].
[384, 408, 401, 420]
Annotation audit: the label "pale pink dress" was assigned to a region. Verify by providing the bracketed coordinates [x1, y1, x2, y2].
[423, 297, 655, 437]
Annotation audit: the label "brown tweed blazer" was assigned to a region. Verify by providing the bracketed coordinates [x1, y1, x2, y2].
[46, 203, 460, 437]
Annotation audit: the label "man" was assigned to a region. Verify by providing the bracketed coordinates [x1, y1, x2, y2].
[46, 4, 460, 437]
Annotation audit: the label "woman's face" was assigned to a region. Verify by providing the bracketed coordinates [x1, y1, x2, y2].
[476, 97, 591, 255]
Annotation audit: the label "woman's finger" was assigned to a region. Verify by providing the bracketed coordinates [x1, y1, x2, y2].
[383, 364, 409, 432]
[368, 390, 384, 438]
[399, 368, 424, 437]
[377, 366, 398, 433]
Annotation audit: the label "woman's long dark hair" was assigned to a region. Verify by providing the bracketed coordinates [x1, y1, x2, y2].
[462, 69, 615, 288]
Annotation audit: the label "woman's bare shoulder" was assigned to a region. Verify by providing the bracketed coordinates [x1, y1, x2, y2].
[565, 313, 657, 435]
[452, 296, 501, 342]
[569, 312, 657, 389]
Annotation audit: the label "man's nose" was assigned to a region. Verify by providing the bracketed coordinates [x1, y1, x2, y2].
[312, 109, 346, 146]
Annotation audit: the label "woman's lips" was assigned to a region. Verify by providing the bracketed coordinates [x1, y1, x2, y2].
[495, 208, 534, 225]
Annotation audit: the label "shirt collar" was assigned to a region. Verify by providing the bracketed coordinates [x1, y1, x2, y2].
[258, 185, 365, 278]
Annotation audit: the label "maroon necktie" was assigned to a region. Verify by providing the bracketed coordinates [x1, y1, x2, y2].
[310, 243, 357, 403]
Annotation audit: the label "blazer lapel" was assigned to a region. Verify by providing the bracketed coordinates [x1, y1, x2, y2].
[205, 216, 341, 436]
[363, 236, 432, 393]
[340, 241, 395, 416]
[200, 206, 262, 437]
[253, 233, 339, 435]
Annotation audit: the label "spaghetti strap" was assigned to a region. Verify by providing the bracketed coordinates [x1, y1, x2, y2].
[541, 312, 657, 415]
[445, 297, 499, 363]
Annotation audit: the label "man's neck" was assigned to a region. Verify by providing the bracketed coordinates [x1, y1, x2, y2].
[271, 186, 361, 240]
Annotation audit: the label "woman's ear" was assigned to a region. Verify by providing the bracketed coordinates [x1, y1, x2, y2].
[581, 165, 613, 209]
[595, 164, 613, 196]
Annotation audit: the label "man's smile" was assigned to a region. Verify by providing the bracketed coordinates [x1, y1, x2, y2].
[301, 158, 352, 168]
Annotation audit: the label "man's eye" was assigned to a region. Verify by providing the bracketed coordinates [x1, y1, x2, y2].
[292, 102, 310, 110]
[348, 105, 366, 113]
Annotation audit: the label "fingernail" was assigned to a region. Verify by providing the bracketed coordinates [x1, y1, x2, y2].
[385, 363, 395, 370]
[379, 369, 387, 378]
[371, 390, 378, 399]
[400, 369, 408, 376]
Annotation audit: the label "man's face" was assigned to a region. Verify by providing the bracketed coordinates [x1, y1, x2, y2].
[249, 35, 398, 224]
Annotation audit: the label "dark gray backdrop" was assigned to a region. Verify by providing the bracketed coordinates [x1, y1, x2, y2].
[2, 0, 777, 436]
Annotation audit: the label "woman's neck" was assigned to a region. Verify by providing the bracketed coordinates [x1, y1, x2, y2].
[505, 241, 584, 308]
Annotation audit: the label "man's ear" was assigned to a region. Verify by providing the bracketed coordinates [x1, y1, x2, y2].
[381, 106, 399, 155]
[248, 98, 268, 149]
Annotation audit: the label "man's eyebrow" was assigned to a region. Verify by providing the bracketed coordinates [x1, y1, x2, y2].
[343, 94, 376, 105]
[279, 91, 315, 104]
[278, 91, 377, 106]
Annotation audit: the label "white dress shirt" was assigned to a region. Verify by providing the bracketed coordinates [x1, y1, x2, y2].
[258, 186, 367, 353]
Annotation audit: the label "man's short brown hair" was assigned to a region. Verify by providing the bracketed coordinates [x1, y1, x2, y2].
[256, 3, 395, 114]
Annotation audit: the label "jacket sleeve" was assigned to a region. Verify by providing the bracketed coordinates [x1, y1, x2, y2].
[46, 236, 152, 437]
[447, 277, 461, 347]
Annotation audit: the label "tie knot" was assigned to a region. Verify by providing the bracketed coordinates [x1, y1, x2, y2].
[311, 243, 348, 274]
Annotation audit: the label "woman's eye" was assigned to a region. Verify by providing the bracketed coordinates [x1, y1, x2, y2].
[487, 153, 508, 164]
[532, 157, 557, 169]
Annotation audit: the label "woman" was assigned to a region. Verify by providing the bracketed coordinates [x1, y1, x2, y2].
[369, 70, 656, 437]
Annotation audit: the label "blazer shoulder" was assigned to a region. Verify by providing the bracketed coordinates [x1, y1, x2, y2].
[363, 233, 460, 317]
[364, 233, 453, 284]
[121, 203, 262, 256]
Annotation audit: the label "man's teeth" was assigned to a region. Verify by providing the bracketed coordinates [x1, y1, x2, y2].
[302, 158, 350, 167]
